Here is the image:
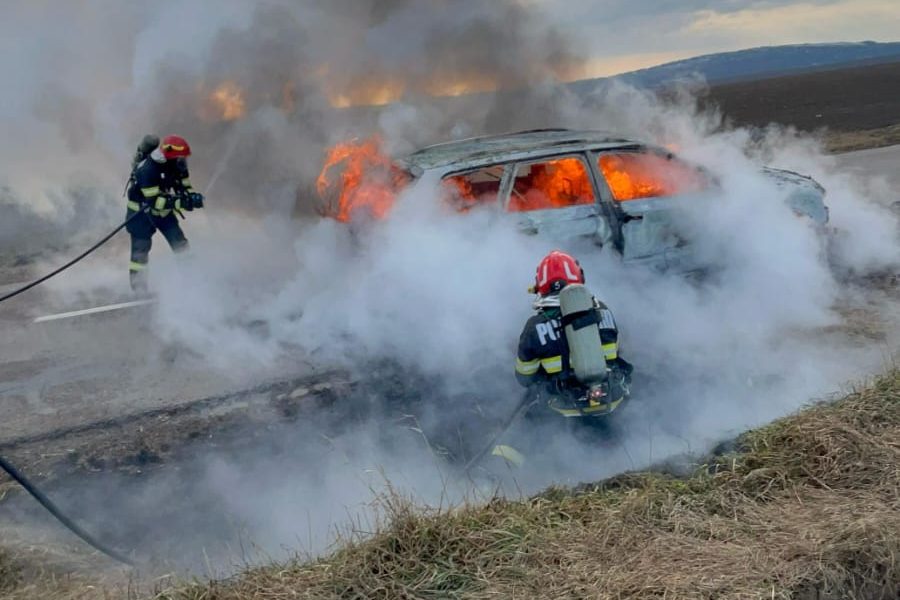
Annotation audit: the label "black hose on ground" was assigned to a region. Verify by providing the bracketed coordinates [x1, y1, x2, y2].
[0, 209, 146, 305]
[0, 453, 134, 565]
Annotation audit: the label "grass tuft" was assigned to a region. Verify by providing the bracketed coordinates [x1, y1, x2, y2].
[0, 549, 21, 594]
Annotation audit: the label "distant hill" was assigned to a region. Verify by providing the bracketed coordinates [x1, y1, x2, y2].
[569, 41, 900, 92]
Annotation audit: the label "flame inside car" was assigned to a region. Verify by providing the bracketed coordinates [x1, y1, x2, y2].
[599, 153, 706, 201]
[508, 157, 595, 211]
[315, 137, 712, 222]
[315, 138, 507, 221]
[316, 137, 410, 222]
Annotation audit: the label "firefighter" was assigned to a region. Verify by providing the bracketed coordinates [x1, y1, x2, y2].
[515, 250, 633, 400]
[125, 134, 205, 293]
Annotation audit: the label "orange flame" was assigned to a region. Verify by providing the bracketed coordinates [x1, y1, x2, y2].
[316, 137, 409, 222]
[598, 153, 705, 201]
[440, 172, 504, 213]
[325, 75, 495, 108]
[441, 175, 478, 212]
[443, 175, 474, 199]
[508, 157, 595, 212]
[318, 60, 585, 108]
[207, 81, 246, 121]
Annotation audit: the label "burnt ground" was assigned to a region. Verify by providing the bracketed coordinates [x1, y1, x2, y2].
[700, 60, 900, 149]
[0, 367, 431, 573]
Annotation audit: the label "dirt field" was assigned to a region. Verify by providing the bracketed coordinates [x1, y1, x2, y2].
[703, 60, 900, 148]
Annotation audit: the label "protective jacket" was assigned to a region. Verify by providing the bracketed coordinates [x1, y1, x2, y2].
[126, 157, 196, 218]
[125, 155, 198, 291]
[515, 296, 630, 391]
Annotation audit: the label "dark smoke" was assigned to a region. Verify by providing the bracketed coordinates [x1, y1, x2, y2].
[0, 0, 590, 257]
[135, 0, 589, 213]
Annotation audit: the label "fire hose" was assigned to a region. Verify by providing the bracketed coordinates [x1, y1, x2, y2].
[0, 136, 240, 564]
[0, 208, 148, 305]
[0, 210, 153, 563]
[1, 125, 238, 307]
[0, 453, 133, 565]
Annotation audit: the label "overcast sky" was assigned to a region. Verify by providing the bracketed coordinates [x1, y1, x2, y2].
[530, 0, 900, 77]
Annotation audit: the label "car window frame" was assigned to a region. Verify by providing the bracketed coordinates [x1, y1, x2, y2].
[591, 147, 708, 204]
[589, 146, 713, 263]
[503, 152, 602, 213]
[439, 163, 512, 212]
[585, 147, 634, 252]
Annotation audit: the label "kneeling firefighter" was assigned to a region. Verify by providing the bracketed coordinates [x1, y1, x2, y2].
[125, 134, 205, 293]
[515, 250, 634, 417]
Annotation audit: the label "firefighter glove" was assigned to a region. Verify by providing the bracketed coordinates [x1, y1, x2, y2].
[161, 192, 183, 211]
[178, 191, 194, 211]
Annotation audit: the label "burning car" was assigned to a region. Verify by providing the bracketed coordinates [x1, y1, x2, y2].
[316, 128, 828, 270]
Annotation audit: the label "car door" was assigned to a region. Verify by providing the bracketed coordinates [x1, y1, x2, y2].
[591, 149, 709, 270]
[502, 154, 612, 243]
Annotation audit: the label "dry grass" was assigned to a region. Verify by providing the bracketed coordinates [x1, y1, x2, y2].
[153, 368, 900, 600]
[0, 543, 136, 600]
[824, 124, 900, 153]
[0, 550, 21, 595]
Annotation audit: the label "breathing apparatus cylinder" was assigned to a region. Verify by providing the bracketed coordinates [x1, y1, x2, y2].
[132, 134, 160, 169]
[559, 284, 608, 385]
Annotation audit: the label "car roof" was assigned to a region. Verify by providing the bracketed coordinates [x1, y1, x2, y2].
[401, 128, 645, 171]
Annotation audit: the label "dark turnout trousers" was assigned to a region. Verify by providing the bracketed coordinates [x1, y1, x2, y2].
[125, 209, 189, 293]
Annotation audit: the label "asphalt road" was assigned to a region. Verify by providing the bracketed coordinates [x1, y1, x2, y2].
[836, 144, 900, 194]
[0, 145, 897, 445]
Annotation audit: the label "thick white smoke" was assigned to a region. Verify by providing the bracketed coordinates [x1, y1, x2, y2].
[132, 80, 900, 567]
[1, 0, 898, 577]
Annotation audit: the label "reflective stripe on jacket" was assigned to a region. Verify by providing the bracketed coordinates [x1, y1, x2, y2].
[127, 157, 194, 217]
[515, 298, 620, 388]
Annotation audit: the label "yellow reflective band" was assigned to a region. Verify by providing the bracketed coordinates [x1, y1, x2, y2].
[151, 209, 172, 217]
[129, 261, 147, 272]
[491, 445, 525, 467]
[551, 396, 625, 418]
[602, 343, 618, 360]
[127, 200, 141, 211]
[516, 357, 540, 375]
[141, 186, 160, 198]
[181, 178, 192, 189]
[541, 356, 563, 373]
[154, 197, 168, 211]
[584, 396, 624, 414]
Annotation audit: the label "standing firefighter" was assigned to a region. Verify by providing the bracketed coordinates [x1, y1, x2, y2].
[125, 134, 205, 293]
[515, 250, 633, 416]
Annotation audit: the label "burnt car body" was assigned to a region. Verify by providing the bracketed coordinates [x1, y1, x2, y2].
[322, 128, 829, 271]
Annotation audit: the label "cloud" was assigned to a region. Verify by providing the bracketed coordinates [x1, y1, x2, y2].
[527, 0, 899, 77]
[687, 0, 900, 45]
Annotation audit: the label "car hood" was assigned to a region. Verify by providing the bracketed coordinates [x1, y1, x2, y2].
[761, 167, 829, 224]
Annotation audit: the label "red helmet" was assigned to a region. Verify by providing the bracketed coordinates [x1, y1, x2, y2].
[160, 135, 191, 160]
[534, 250, 584, 296]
